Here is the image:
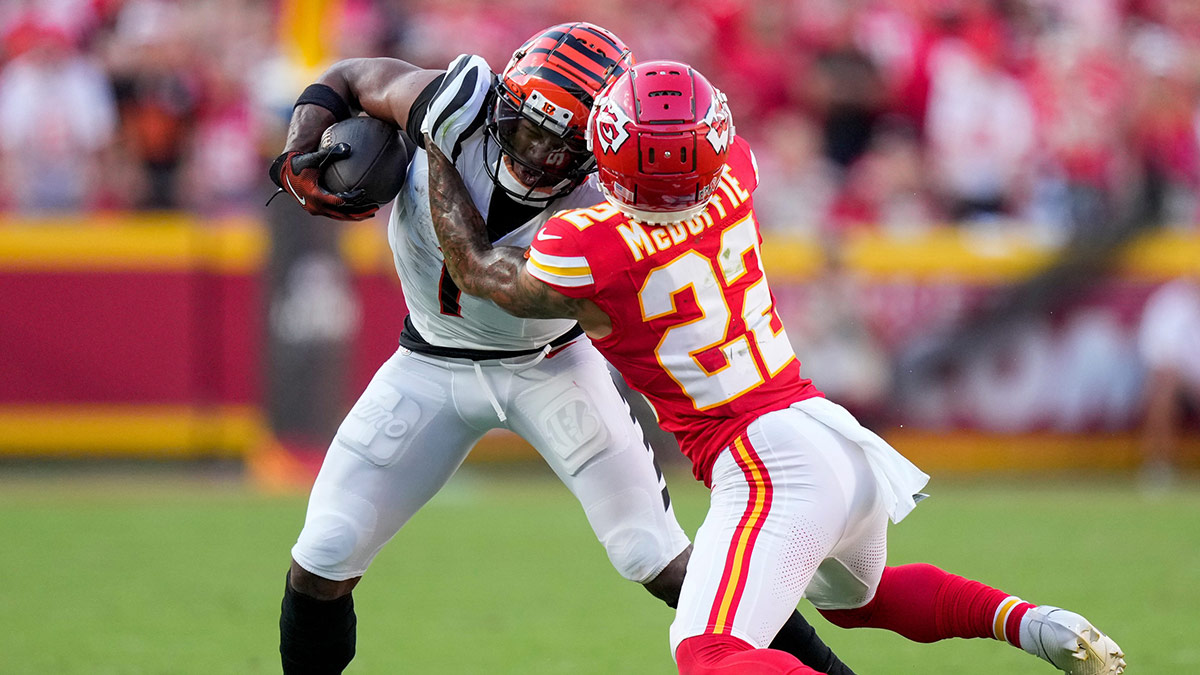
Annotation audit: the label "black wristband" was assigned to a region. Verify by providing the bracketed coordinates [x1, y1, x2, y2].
[294, 83, 352, 122]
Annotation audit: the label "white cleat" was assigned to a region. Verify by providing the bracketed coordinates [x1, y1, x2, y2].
[1021, 606, 1126, 674]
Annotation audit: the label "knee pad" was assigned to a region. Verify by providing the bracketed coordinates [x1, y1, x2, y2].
[580, 480, 685, 583]
[805, 558, 876, 611]
[603, 523, 670, 584]
[292, 513, 362, 579]
[292, 491, 380, 580]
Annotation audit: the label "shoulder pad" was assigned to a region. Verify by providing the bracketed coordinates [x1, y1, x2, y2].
[422, 54, 495, 160]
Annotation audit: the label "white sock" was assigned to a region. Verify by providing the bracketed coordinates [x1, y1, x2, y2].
[991, 595, 1030, 646]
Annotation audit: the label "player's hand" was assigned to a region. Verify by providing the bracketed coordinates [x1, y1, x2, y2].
[268, 144, 379, 221]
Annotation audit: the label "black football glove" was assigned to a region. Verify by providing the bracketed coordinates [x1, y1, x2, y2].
[268, 143, 379, 221]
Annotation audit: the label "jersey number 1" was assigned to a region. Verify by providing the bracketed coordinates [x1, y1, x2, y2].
[439, 265, 462, 316]
[638, 215, 794, 410]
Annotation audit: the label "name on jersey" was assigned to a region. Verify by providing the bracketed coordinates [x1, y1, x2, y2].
[618, 168, 752, 262]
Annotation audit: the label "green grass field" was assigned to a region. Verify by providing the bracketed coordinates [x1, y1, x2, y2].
[1, 463, 1197, 674]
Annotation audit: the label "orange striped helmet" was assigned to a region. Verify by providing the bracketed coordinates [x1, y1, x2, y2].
[485, 22, 634, 204]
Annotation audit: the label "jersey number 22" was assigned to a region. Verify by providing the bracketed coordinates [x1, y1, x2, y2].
[638, 215, 795, 410]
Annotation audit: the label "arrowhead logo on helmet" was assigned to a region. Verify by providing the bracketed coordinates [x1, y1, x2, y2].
[593, 95, 633, 155]
[703, 90, 733, 154]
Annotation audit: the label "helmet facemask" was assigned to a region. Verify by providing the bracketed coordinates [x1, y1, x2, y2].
[484, 22, 633, 206]
[483, 87, 594, 206]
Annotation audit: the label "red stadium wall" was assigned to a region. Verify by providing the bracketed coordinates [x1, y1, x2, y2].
[1, 215, 1198, 472]
[0, 217, 264, 455]
[0, 215, 409, 458]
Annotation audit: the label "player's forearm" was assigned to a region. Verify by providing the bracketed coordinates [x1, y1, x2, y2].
[282, 104, 337, 154]
[437, 237, 578, 321]
[451, 246, 556, 319]
[424, 137, 516, 297]
[425, 135, 575, 320]
[440, 237, 587, 320]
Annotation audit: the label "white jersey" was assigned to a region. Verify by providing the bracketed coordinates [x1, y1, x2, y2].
[387, 54, 604, 352]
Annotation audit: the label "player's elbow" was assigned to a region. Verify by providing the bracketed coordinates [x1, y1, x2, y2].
[493, 296, 538, 318]
[462, 279, 524, 315]
[454, 272, 525, 316]
[442, 263, 481, 297]
[315, 60, 363, 106]
[321, 58, 416, 108]
[450, 259, 506, 300]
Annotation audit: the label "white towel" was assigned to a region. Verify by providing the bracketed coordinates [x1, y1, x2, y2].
[795, 397, 930, 523]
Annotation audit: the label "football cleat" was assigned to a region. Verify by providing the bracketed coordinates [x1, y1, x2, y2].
[1021, 605, 1126, 674]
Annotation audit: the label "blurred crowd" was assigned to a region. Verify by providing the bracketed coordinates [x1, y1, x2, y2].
[0, 0, 274, 215]
[2, 0, 1194, 478]
[1, 0, 1198, 238]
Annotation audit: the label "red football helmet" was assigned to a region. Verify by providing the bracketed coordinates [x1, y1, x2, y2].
[588, 60, 734, 223]
[485, 22, 633, 205]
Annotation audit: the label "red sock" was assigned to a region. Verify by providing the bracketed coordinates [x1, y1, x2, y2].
[818, 563, 1033, 646]
[676, 634, 820, 675]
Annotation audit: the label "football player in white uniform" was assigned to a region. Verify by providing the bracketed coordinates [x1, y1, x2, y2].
[268, 23, 854, 674]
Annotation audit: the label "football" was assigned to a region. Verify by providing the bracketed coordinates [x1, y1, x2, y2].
[319, 116, 413, 204]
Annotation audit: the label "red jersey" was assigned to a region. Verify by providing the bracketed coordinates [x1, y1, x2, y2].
[527, 136, 822, 484]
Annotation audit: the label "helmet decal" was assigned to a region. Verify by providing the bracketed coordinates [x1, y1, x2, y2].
[522, 89, 574, 136]
[593, 94, 633, 155]
[703, 90, 732, 154]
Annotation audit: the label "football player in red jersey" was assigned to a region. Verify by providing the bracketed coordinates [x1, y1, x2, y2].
[426, 61, 1127, 674]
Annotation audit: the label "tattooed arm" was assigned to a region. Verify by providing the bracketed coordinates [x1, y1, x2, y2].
[424, 134, 613, 336]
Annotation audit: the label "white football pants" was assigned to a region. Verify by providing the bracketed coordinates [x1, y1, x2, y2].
[291, 338, 692, 584]
[669, 397, 930, 655]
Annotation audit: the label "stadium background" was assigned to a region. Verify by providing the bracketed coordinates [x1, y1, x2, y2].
[1, 0, 1198, 673]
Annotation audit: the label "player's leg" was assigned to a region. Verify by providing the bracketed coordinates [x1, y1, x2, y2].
[508, 341, 855, 674]
[671, 409, 859, 674]
[281, 348, 487, 674]
[661, 546, 855, 675]
[798, 406, 1125, 674]
[817, 560, 1126, 674]
[506, 340, 691, 588]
